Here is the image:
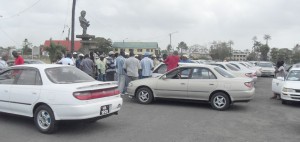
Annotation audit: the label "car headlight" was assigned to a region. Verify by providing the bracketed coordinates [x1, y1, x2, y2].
[128, 82, 133, 87]
[282, 87, 295, 93]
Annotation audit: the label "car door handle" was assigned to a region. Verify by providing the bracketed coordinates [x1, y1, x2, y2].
[209, 84, 214, 85]
[4, 90, 8, 93]
[180, 83, 186, 85]
[32, 92, 37, 95]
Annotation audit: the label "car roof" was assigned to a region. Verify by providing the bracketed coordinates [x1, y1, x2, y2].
[10, 64, 68, 70]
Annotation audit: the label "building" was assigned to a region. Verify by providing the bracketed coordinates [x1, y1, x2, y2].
[188, 44, 212, 60]
[43, 39, 81, 52]
[231, 49, 250, 61]
[112, 42, 159, 55]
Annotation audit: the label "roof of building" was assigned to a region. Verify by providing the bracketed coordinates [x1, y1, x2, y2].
[43, 40, 81, 51]
[112, 42, 158, 49]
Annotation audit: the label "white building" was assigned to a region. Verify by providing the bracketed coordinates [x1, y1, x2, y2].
[231, 49, 250, 61]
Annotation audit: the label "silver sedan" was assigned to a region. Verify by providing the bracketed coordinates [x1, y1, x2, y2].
[127, 64, 255, 111]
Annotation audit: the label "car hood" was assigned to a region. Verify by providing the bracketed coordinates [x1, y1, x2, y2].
[284, 81, 300, 89]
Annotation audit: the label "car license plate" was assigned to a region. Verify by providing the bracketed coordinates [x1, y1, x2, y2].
[100, 105, 110, 116]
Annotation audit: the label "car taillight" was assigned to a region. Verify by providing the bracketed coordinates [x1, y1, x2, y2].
[245, 73, 252, 78]
[244, 82, 253, 88]
[73, 88, 120, 100]
[253, 73, 257, 77]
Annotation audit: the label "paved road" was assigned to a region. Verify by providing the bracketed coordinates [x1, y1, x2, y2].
[0, 77, 300, 142]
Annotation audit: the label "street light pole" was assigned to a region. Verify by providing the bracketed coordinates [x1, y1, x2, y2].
[71, 0, 76, 53]
[169, 31, 178, 51]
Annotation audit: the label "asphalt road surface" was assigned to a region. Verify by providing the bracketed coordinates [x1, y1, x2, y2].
[0, 77, 300, 142]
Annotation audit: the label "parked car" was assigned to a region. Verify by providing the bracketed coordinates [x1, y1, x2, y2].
[256, 62, 275, 77]
[127, 64, 255, 111]
[209, 62, 255, 82]
[228, 62, 258, 82]
[7, 60, 45, 66]
[238, 62, 262, 77]
[0, 64, 122, 133]
[272, 67, 300, 104]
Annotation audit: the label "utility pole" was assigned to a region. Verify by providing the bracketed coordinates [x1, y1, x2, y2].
[71, 0, 76, 53]
[169, 31, 178, 51]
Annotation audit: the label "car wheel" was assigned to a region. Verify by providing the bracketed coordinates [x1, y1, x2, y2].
[210, 92, 230, 111]
[34, 105, 57, 134]
[136, 87, 153, 104]
[282, 100, 290, 105]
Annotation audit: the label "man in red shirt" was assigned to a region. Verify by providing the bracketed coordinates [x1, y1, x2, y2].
[12, 51, 24, 65]
[164, 51, 180, 72]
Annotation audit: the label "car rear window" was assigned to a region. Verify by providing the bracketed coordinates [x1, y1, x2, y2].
[214, 67, 235, 78]
[45, 66, 94, 84]
[225, 64, 240, 71]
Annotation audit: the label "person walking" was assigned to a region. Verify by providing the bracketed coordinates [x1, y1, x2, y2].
[140, 52, 154, 78]
[95, 55, 107, 81]
[115, 51, 126, 95]
[106, 51, 116, 81]
[57, 53, 74, 65]
[164, 51, 180, 72]
[12, 51, 24, 65]
[271, 61, 286, 99]
[124, 51, 141, 84]
[80, 54, 94, 77]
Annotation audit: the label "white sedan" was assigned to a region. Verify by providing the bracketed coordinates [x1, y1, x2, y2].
[272, 67, 300, 104]
[128, 64, 255, 111]
[256, 62, 275, 77]
[0, 64, 122, 133]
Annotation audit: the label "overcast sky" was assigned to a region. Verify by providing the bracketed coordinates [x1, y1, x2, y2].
[1, 0, 300, 50]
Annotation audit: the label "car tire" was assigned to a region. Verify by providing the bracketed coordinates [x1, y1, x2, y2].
[210, 92, 230, 111]
[136, 87, 153, 104]
[34, 105, 57, 134]
[282, 100, 289, 105]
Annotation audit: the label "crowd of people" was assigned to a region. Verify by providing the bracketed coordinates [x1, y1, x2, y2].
[59, 50, 189, 95]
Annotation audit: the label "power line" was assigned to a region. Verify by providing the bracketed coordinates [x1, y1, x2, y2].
[1, 0, 42, 19]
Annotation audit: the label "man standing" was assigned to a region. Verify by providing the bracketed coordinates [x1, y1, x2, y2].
[152, 54, 160, 68]
[95, 55, 106, 81]
[57, 53, 74, 65]
[180, 55, 193, 63]
[164, 51, 180, 71]
[72, 52, 78, 64]
[124, 52, 141, 83]
[76, 54, 84, 69]
[140, 52, 154, 78]
[0, 54, 8, 71]
[12, 51, 24, 65]
[115, 51, 126, 94]
[80, 54, 94, 77]
[106, 51, 116, 81]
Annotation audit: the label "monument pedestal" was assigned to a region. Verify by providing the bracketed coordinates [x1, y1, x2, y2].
[76, 34, 97, 54]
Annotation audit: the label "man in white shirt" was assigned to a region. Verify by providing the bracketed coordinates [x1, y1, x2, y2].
[0, 54, 8, 71]
[140, 52, 154, 78]
[124, 52, 141, 82]
[57, 53, 74, 65]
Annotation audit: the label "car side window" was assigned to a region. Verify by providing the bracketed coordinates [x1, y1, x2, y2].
[191, 68, 217, 79]
[154, 64, 167, 74]
[230, 63, 240, 69]
[0, 70, 21, 84]
[15, 69, 41, 85]
[166, 68, 191, 79]
[211, 64, 226, 70]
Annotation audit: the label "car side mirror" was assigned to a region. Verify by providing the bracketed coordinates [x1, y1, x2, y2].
[161, 75, 167, 80]
[277, 76, 284, 81]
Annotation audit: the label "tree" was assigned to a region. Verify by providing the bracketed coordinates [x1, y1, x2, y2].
[259, 44, 270, 61]
[277, 48, 292, 64]
[22, 38, 33, 55]
[166, 44, 172, 53]
[45, 40, 66, 63]
[160, 50, 168, 55]
[270, 48, 279, 63]
[292, 44, 300, 64]
[209, 41, 231, 61]
[264, 34, 271, 45]
[177, 41, 188, 55]
[92, 37, 112, 55]
[247, 52, 256, 61]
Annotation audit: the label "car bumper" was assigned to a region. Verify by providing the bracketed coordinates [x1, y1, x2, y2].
[52, 97, 123, 120]
[228, 88, 255, 102]
[281, 92, 300, 102]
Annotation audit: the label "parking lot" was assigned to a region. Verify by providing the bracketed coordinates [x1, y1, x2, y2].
[0, 77, 300, 142]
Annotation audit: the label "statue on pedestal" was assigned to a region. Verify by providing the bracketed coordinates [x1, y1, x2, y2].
[79, 10, 90, 35]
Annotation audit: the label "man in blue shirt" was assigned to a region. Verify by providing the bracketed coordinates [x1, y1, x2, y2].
[140, 52, 154, 78]
[180, 54, 193, 63]
[115, 51, 126, 95]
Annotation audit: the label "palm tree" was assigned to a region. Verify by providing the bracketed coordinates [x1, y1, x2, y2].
[166, 44, 172, 53]
[264, 34, 271, 45]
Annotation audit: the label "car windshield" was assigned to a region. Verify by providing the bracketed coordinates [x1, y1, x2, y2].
[257, 63, 273, 68]
[225, 64, 240, 71]
[286, 70, 300, 81]
[45, 66, 94, 84]
[214, 67, 235, 78]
